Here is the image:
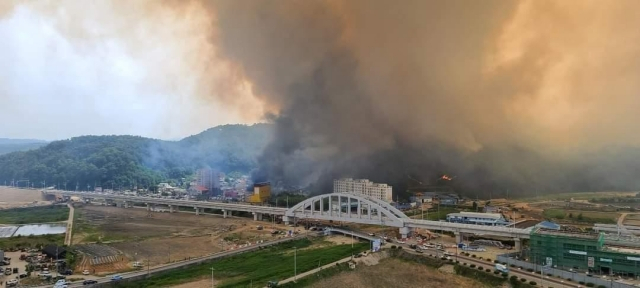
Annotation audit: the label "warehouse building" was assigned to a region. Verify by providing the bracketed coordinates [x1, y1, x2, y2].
[529, 227, 640, 278]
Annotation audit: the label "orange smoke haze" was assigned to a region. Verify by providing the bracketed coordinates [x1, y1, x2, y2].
[3, 0, 640, 194]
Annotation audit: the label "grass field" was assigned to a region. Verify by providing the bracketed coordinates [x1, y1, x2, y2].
[297, 257, 485, 288]
[0, 233, 64, 249]
[406, 207, 458, 220]
[0, 205, 69, 224]
[543, 208, 618, 224]
[519, 191, 637, 202]
[119, 238, 369, 288]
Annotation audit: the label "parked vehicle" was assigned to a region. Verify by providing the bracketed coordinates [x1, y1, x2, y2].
[495, 264, 509, 273]
[83, 269, 90, 275]
[83, 279, 98, 285]
[6, 279, 18, 287]
[5, 267, 12, 275]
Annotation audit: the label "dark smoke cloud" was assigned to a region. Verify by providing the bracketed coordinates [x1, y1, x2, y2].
[205, 0, 640, 197]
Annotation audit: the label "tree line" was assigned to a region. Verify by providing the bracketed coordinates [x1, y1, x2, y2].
[0, 124, 272, 190]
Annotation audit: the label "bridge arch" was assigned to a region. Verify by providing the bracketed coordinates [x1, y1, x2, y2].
[285, 193, 407, 227]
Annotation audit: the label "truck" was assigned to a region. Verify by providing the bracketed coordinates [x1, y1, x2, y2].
[495, 264, 509, 273]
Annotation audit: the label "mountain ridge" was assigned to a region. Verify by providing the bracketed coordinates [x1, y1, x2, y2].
[0, 124, 273, 189]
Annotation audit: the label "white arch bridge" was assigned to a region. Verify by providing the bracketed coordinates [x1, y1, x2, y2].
[45, 191, 529, 245]
[284, 193, 529, 245]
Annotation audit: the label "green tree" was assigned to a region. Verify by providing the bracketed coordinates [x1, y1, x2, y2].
[577, 213, 584, 220]
[568, 213, 573, 218]
[472, 201, 478, 211]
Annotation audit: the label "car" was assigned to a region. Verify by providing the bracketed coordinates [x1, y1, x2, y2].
[83, 269, 90, 275]
[111, 275, 124, 281]
[6, 279, 18, 285]
[83, 279, 98, 285]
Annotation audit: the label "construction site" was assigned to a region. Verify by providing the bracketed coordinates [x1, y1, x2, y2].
[529, 227, 640, 278]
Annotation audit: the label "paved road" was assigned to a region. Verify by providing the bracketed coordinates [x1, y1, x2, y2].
[277, 256, 353, 286]
[64, 203, 74, 246]
[35, 236, 306, 288]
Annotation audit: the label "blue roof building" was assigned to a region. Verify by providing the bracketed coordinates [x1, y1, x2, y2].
[535, 221, 561, 230]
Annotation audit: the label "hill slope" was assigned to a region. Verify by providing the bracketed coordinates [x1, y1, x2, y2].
[0, 124, 272, 189]
[0, 138, 48, 155]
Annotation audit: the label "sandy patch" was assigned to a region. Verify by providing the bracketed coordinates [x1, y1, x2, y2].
[0, 187, 48, 209]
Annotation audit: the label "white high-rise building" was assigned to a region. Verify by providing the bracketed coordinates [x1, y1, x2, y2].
[333, 178, 393, 202]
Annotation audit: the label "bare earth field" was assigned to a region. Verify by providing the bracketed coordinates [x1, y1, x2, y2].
[309, 258, 486, 288]
[0, 186, 48, 209]
[625, 214, 640, 226]
[74, 205, 290, 269]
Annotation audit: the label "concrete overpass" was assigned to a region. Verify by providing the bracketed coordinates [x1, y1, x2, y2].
[45, 191, 530, 248]
[46, 191, 286, 220]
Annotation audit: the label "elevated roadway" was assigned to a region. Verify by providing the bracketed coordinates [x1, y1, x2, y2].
[47, 191, 286, 219]
[45, 191, 530, 244]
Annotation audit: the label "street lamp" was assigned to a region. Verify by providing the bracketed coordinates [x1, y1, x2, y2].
[294, 247, 297, 282]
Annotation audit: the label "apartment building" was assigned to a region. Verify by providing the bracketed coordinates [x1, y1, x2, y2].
[333, 178, 393, 202]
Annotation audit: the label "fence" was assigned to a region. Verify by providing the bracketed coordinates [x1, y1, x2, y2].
[497, 253, 637, 288]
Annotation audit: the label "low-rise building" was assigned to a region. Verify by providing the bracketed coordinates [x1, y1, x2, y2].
[437, 195, 459, 206]
[248, 182, 271, 204]
[483, 205, 500, 213]
[446, 211, 510, 226]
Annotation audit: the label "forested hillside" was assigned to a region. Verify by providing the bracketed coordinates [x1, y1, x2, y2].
[0, 124, 272, 190]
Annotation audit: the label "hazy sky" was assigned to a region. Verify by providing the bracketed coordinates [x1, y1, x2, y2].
[0, 1, 262, 141]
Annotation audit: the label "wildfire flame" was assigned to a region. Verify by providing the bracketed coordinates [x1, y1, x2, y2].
[441, 175, 453, 181]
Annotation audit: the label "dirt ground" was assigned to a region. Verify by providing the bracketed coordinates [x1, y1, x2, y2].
[624, 214, 640, 226]
[0, 186, 49, 209]
[74, 205, 292, 268]
[309, 258, 489, 288]
[171, 278, 219, 288]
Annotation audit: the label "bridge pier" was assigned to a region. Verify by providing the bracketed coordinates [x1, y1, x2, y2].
[399, 227, 411, 239]
[253, 212, 263, 221]
[116, 201, 124, 208]
[222, 210, 227, 218]
[146, 203, 151, 211]
[195, 207, 201, 215]
[454, 232, 462, 244]
[169, 205, 174, 213]
[514, 238, 521, 251]
[283, 216, 291, 225]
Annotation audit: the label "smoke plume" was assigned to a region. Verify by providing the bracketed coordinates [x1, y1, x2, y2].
[4, 0, 640, 197]
[207, 0, 640, 196]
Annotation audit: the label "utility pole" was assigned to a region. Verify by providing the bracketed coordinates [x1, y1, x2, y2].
[294, 247, 297, 282]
